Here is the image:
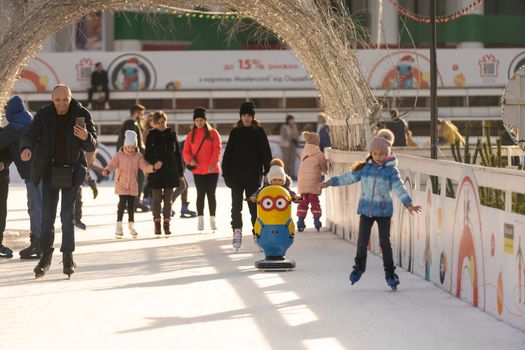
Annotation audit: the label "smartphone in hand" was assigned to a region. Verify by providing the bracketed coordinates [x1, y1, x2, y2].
[75, 117, 85, 128]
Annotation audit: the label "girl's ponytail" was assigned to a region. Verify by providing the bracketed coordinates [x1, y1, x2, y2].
[352, 155, 372, 171]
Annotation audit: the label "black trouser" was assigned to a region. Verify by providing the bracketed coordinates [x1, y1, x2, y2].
[87, 85, 110, 103]
[74, 187, 82, 221]
[152, 188, 173, 219]
[194, 173, 219, 216]
[117, 195, 135, 222]
[0, 177, 8, 244]
[230, 182, 259, 231]
[355, 215, 395, 276]
[172, 175, 189, 204]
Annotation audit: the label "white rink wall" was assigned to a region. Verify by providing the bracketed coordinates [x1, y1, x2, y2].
[324, 150, 525, 331]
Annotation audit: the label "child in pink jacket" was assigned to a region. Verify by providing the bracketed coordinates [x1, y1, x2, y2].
[296, 131, 328, 232]
[102, 130, 162, 238]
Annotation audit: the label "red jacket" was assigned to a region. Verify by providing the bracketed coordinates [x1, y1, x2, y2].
[183, 127, 221, 175]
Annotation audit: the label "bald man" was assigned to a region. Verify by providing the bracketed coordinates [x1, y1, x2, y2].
[20, 84, 97, 279]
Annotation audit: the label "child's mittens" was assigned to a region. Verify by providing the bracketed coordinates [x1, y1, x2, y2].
[292, 195, 302, 203]
[249, 195, 257, 203]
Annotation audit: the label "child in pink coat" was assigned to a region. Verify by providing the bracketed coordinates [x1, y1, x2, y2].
[102, 130, 162, 238]
[296, 131, 328, 232]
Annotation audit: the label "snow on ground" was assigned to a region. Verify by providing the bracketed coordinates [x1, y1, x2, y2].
[1, 182, 524, 350]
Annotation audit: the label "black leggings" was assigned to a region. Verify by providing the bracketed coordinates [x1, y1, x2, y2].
[117, 195, 135, 222]
[355, 215, 394, 275]
[193, 173, 219, 216]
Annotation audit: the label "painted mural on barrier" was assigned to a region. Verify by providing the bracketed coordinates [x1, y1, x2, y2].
[327, 167, 525, 331]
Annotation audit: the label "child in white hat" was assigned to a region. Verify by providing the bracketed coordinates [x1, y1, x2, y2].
[102, 130, 162, 239]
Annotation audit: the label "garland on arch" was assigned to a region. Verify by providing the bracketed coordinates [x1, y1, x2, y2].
[388, 0, 484, 24]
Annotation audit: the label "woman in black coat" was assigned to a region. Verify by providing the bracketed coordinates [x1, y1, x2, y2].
[145, 111, 183, 236]
[221, 101, 272, 251]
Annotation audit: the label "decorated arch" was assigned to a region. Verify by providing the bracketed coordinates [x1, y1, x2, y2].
[0, 0, 377, 150]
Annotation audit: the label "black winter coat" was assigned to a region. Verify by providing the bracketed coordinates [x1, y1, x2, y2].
[145, 128, 183, 189]
[221, 125, 272, 186]
[20, 99, 98, 186]
[0, 125, 31, 180]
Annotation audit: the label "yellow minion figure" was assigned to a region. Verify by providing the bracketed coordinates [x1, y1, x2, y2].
[254, 185, 296, 264]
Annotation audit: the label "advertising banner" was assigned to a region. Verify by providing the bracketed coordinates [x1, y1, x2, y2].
[14, 49, 525, 92]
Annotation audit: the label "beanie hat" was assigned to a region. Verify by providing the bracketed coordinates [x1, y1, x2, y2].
[124, 130, 138, 147]
[267, 165, 286, 183]
[369, 129, 394, 154]
[239, 101, 256, 117]
[302, 131, 320, 145]
[193, 107, 206, 121]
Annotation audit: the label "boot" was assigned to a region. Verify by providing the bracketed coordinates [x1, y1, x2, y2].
[62, 252, 76, 279]
[386, 272, 400, 290]
[154, 219, 161, 237]
[297, 217, 306, 232]
[313, 217, 322, 232]
[163, 218, 171, 235]
[180, 202, 197, 218]
[198, 216, 204, 231]
[349, 266, 364, 285]
[135, 198, 150, 213]
[232, 228, 242, 252]
[210, 216, 217, 231]
[33, 248, 54, 278]
[19, 235, 42, 259]
[115, 221, 123, 239]
[129, 222, 138, 239]
[0, 245, 13, 259]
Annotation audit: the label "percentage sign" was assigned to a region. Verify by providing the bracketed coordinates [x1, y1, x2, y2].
[252, 59, 265, 70]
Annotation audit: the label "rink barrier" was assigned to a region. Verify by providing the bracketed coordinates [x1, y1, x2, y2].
[324, 149, 525, 331]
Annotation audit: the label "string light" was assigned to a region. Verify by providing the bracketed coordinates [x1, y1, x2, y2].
[389, 0, 484, 23]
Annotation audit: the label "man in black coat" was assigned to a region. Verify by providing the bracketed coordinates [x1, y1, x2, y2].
[222, 101, 272, 251]
[20, 84, 97, 279]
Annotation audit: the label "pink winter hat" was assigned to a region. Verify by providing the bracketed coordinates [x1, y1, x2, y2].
[369, 129, 394, 154]
[302, 131, 320, 145]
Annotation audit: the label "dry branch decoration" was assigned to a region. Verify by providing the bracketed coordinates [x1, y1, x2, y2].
[0, 0, 379, 151]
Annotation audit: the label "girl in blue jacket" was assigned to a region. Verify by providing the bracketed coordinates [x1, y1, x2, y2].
[319, 129, 421, 289]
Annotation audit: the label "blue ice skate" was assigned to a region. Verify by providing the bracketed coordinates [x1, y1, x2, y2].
[349, 266, 363, 285]
[386, 273, 400, 290]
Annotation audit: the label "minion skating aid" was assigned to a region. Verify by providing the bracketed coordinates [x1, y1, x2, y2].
[254, 185, 296, 270]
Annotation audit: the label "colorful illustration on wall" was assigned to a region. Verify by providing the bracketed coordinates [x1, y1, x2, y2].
[517, 236, 524, 304]
[395, 171, 415, 272]
[504, 223, 514, 254]
[108, 54, 157, 90]
[452, 64, 466, 87]
[366, 51, 444, 89]
[450, 169, 485, 309]
[15, 57, 60, 92]
[497, 271, 504, 315]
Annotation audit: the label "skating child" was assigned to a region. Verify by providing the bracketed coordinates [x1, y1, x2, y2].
[250, 165, 301, 203]
[319, 129, 421, 289]
[102, 130, 162, 238]
[296, 131, 327, 232]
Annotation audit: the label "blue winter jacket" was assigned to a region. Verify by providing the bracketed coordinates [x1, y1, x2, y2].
[329, 154, 412, 217]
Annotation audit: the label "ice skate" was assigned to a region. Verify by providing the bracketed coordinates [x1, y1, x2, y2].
[313, 217, 322, 232]
[34, 248, 54, 279]
[297, 217, 306, 232]
[62, 252, 76, 279]
[198, 215, 204, 231]
[232, 228, 242, 252]
[386, 273, 400, 290]
[0, 245, 13, 259]
[349, 266, 364, 285]
[115, 221, 123, 239]
[128, 222, 138, 239]
[210, 216, 217, 231]
[180, 202, 197, 218]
